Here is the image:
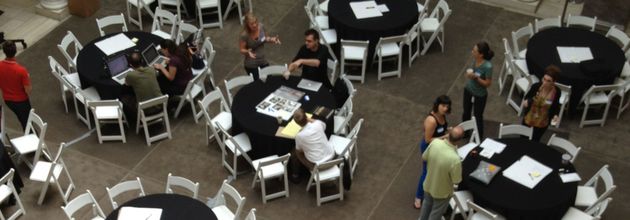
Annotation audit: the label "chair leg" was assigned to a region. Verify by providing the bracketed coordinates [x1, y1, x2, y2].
[118, 117, 126, 143]
[260, 177, 267, 204]
[37, 183, 50, 205]
[95, 119, 103, 144]
[580, 103, 589, 128]
[174, 98, 186, 119]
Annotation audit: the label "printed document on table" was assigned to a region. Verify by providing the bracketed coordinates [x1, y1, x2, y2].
[377, 4, 389, 12]
[560, 173, 581, 183]
[479, 138, 506, 154]
[95, 33, 136, 56]
[457, 142, 477, 160]
[556, 46, 593, 63]
[502, 155, 552, 189]
[117, 207, 162, 220]
[350, 1, 383, 19]
[280, 113, 312, 138]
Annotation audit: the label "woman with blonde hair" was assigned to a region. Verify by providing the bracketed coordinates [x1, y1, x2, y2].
[239, 12, 281, 80]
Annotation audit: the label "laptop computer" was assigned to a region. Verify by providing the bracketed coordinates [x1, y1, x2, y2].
[142, 43, 168, 67]
[106, 53, 132, 85]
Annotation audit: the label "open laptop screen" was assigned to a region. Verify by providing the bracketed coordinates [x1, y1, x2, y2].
[142, 43, 159, 65]
[106, 54, 129, 77]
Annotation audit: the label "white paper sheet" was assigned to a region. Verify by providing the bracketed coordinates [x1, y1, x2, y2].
[117, 207, 162, 220]
[95, 33, 136, 56]
[479, 138, 506, 154]
[377, 4, 389, 13]
[297, 79, 322, 92]
[556, 46, 594, 63]
[350, 1, 383, 19]
[458, 142, 477, 160]
[560, 173, 582, 183]
[479, 148, 495, 159]
[502, 155, 553, 189]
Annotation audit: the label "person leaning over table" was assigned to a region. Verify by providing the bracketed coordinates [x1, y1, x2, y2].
[521, 65, 561, 142]
[462, 41, 494, 139]
[0, 40, 31, 130]
[239, 12, 281, 80]
[121, 51, 163, 117]
[154, 39, 193, 97]
[289, 108, 335, 183]
[282, 29, 333, 89]
[418, 126, 463, 220]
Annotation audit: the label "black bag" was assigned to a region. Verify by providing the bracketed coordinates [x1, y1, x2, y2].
[343, 157, 352, 190]
[191, 54, 205, 70]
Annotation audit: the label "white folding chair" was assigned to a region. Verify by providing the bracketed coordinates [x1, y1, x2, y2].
[197, 0, 223, 29]
[173, 70, 207, 123]
[563, 197, 611, 220]
[334, 111, 353, 136]
[309, 20, 338, 61]
[136, 95, 172, 146]
[373, 34, 407, 80]
[215, 123, 253, 179]
[0, 169, 26, 220]
[534, 16, 561, 33]
[9, 109, 49, 169]
[224, 0, 252, 25]
[96, 13, 128, 37]
[554, 82, 571, 127]
[48, 56, 81, 114]
[106, 177, 146, 209]
[341, 73, 357, 98]
[498, 123, 533, 140]
[212, 180, 246, 220]
[258, 64, 288, 82]
[198, 89, 232, 147]
[30, 143, 75, 205]
[176, 20, 202, 45]
[505, 64, 536, 115]
[547, 133, 581, 163]
[404, 16, 423, 68]
[57, 31, 82, 71]
[61, 190, 105, 220]
[318, 0, 329, 14]
[458, 116, 480, 144]
[567, 14, 597, 32]
[329, 118, 363, 180]
[306, 158, 344, 206]
[305, 0, 329, 29]
[420, 0, 451, 55]
[165, 173, 200, 199]
[579, 84, 617, 128]
[511, 23, 533, 59]
[224, 75, 254, 106]
[244, 208, 256, 220]
[605, 25, 630, 51]
[151, 7, 178, 40]
[614, 78, 630, 119]
[575, 165, 616, 208]
[417, 0, 430, 19]
[497, 38, 514, 94]
[126, 0, 156, 30]
[466, 200, 506, 220]
[200, 37, 217, 87]
[340, 39, 369, 84]
[88, 99, 127, 143]
[158, 0, 189, 23]
[250, 153, 291, 203]
[61, 73, 101, 130]
[449, 190, 472, 220]
[326, 58, 338, 86]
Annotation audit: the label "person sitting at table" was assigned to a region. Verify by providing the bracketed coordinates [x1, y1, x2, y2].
[290, 108, 335, 183]
[239, 12, 281, 80]
[154, 39, 193, 97]
[521, 65, 561, 142]
[282, 29, 332, 89]
[122, 51, 163, 116]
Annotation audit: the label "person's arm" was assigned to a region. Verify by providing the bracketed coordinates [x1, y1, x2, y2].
[549, 86, 562, 124]
[155, 63, 177, 81]
[24, 84, 32, 97]
[239, 38, 256, 59]
[474, 63, 492, 88]
[423, 116, 437, 143]
[521, 83, 540, 108]
[422, 143, 431, 161]
[451, 161, 463, 185]
[22, 70, 32, 96]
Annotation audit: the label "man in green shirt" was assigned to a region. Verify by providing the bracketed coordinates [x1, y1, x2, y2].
[418, 126, 464, 220]
[124, 52, 162, 116]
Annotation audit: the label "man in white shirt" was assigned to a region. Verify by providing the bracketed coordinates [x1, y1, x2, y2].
[291, 108, 334, 182]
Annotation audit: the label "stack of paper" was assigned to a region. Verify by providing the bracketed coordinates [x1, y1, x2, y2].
[279, 113, 312, 138]
[502, 155, 553, 189]
[117, 207, 162, 220]
[349, 1, 383, 19]
[480, 138, 506, 153]
[457, 142, 477, 160]
[560, 173, 581, 183]
[556, 46, 594, 63]
[95, 33, 136, 56]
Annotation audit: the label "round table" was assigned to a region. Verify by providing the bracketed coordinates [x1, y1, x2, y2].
[459, 138, 578, 220]
[106, 194, 217, 220]
[231, 76, 337, 159]
[526, 27, 626, 114]
[77, 31, 163, 100]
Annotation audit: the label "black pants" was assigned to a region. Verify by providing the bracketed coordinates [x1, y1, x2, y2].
[245, 63, 268, 81]
[462, 89, 487, 139]
[522, 120, 548, 142]
[5, 99, 31, 131]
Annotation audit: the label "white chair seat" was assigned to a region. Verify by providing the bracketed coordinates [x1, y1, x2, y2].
[152, 30, 171, 39]
[328, 135, 351, 156]
[417, 2, 425, 12]
[77, 87, 101, 104]
[451, 190, 472, 215]
[92, 217, 105, 220]
[317, 165, 341, 182]
[225, 133, 252, 156]
[0, 185, 11, 201]
[343, 45, 366, 60]
[319, 0, 329, 13]
[587, 92, 611, 105]
[190, 84, 204, 98]
[63, 73, 81, 88]
[621, 62, 630, 78]
[513, 59, 530, 74]
[379, 42, 401, 56]
[94, 106, 120, 119]
[518, 49, 527, 58]
[333, 116, 346, 134]
[470, 213, 506, 220]
[10, 134, 40, 154]
[420, 18, 439, 32]
[515, 77, 530, 92]
[315, 16, 329, 29]
[575, 186, 598, 207]
[128, 0, 154, 7]
[561, 207, 594, 220]
[212, 205, 235, 220]
[29, 161, 63, 183]
[212, 112, 232, 130]
[252, 155, 285, 178]
[321, 29, 337, 44]
[198, 0, 219, 8]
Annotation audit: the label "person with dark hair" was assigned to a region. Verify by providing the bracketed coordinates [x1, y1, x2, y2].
[155, 39, 193, 96]
[521, 65, 561, 142]
[0, 41, 31, 130]
[462, 41, 494, 139]
[283, 29, 332, 89]
[413, 95, 451, 209]
[290, 108, 334, 183]
[125, 52, 162, 104]
[239, 12, 281, 80]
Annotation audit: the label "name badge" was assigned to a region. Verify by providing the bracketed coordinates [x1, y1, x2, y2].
[437, 127, 444, 133]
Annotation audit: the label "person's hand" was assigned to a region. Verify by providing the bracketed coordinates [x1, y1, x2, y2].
[551, 115, 559, 124]
[282, 70, 291, 80]
[521, 100, 528, 108]
[247, 50, 256, 59]
[271, 35, 281, 44]
[466, 71, 476, 80]
[153, 63, 164, 70]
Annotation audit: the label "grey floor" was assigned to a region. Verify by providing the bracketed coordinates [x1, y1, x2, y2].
[1, 0, 628, 219]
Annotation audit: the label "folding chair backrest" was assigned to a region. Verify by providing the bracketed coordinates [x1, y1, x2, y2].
[48, 56, 64, 78]
[567, 14, 597, 31]
[106, 177, 146, 209]
[177, 21, 201, 44]
[258, 64, 288, 81]
[498, 123, 533, 139]
[597, 165, 615, 193]
[555, 82, 572, 100]
[218, 180, 246, 220]
[581, 84, 618, 103]
[218, 123, 253, 164]
[166, 173, 200, 199]
[25, 109, 49, 162]
[511, 23, 533, 58]
[96, 13, 128, 36]
[586, 197, 612, 218]
[225, 75, 255, 104]
[257, 153, 291, 169]
[534, 16, 561, 32]
[62, 190, 105, 219]
[244, 208, 257, 220]
[152, 7, 178, 38]
[314, 158, 344, 175]
[88, 99, 122, 109]
[202, 37, 217, 85]
[458, 116, 480, 144]
[547, 134, 580, 162]
[347, 118, 364, 139]
[199, 89, 230, 117]
[139, 95, 169, 112]
[57, 31, 82, 68]
[182, 68, 208, 97]
[341, 74, 356, 97]
[605, 26, 630, 51]
[375, 34, 407, 58]
[327, 59, 338, 84]
[305, 0, 324, 17]
[341, 39, 369, 61]
[466, 200, 500, 220]
[430, 0, 450, 21]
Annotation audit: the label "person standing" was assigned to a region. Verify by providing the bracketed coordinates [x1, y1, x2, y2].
[283, 29, 332, 89]
[521, 65, 561, 142]
[414, 95, 451, 209]
[462, 41, 494, 139]
[0, 41, 31, 130]
[239, 12, 281, 80]
[418, 126, 464, 220]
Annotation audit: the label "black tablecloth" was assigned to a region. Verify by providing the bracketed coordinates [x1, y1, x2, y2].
[106, 194, 217, 220]
[526, 27, 625, 114]
[459, 138, 577, 220]
[76, 31, 163, 100]
[231, 76, 336, 159]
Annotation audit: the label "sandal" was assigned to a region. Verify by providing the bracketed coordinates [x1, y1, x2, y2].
[414, 198, 422, 209]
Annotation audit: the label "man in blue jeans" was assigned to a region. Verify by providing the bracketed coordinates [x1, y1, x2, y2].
[0, 41, 32, 130]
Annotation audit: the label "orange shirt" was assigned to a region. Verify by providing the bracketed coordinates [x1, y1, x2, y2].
[0, 58, 30, 102]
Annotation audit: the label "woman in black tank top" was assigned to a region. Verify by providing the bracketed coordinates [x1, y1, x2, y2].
[414, 95, 451, 209]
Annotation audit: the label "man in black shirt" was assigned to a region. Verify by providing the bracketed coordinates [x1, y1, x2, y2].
[283, 29, 332, 89]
